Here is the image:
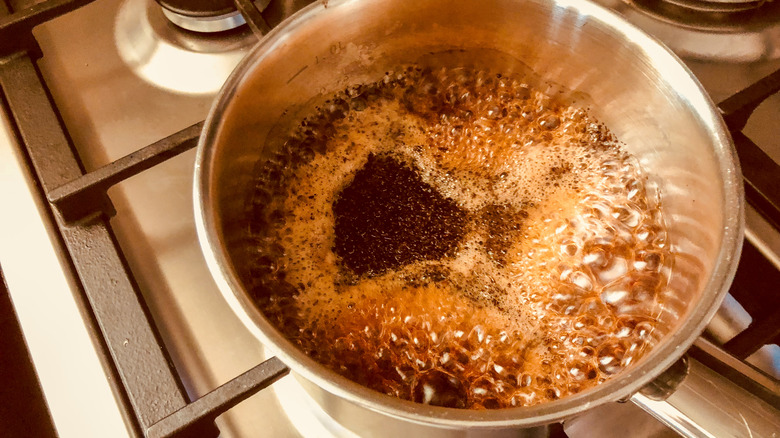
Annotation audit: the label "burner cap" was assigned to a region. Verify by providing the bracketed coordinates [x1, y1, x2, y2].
[156, 0, 270, 33]
[158, 0, 237, 18]
[663, 0, 767, 13]
[630, 0, 780, 31]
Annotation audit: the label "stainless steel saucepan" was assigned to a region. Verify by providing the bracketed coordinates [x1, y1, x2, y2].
[194, 0, 779, 436]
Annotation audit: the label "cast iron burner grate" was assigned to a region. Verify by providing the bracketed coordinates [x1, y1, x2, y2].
[0, 1, 778, 437]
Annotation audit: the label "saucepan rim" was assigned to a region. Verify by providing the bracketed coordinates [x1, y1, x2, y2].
[194, 0, 744, 428]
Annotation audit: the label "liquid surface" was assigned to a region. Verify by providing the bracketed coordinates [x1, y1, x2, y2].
[247, 67, 673, 409]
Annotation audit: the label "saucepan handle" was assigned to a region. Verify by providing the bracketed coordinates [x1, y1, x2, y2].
[630, 338, 780, 438]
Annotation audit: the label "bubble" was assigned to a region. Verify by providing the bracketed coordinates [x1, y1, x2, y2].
[591, 250, 630, 285]
[597, 341, 626, 375]
[567, 270, 594, 291]
[568, 361, 597, 382]
[560, 240, 579, 257]
[413, 369, 467, 408]
[539, 115, 560, 130]
[601, 278, 632, 308]
[613, 205, 642, 228]
[635, 249, 663, 273]
[634, 321, 656, 340]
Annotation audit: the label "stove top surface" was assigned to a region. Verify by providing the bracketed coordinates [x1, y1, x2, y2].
[0, 0, 778, 436]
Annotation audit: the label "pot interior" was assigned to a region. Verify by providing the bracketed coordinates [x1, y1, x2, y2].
[196, 0, 741, 428]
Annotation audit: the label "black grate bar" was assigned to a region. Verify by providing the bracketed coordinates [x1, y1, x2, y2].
[0, 0, 95, 55]
[723, 308, 780, 360]
[732, 130, 780, 232]
[0, 50, 211, 436]
[48, 121, 203, 223]
[234, 0, 271, 35]
[717, 68, 780, 232]
[719, 68, 780, 132]
[147, 357, 290, 438]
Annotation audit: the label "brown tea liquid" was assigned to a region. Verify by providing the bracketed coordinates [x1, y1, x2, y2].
[247, 67, 672, 409]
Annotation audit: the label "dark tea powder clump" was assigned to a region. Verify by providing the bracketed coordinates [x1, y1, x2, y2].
[333, 153, 467, 276]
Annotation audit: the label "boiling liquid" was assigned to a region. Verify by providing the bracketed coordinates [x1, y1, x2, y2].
[247, 67, 672, 409]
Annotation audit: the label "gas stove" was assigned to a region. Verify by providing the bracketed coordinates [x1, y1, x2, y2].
[0, 0, 778, 437]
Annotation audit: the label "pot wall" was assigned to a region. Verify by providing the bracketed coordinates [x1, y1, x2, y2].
[195, 0, 742, 431]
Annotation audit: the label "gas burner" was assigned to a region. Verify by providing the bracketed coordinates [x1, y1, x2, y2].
[115, 0, 256, 94]
[156, 0, 271, 32]
[628, 0, 780, 30]
[594, 0, 780, 61]
[160, 8, 246, 33]
[660, 0, 767, 13]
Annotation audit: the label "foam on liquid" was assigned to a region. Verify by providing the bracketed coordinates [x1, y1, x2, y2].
[247, 67, 673, 409]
